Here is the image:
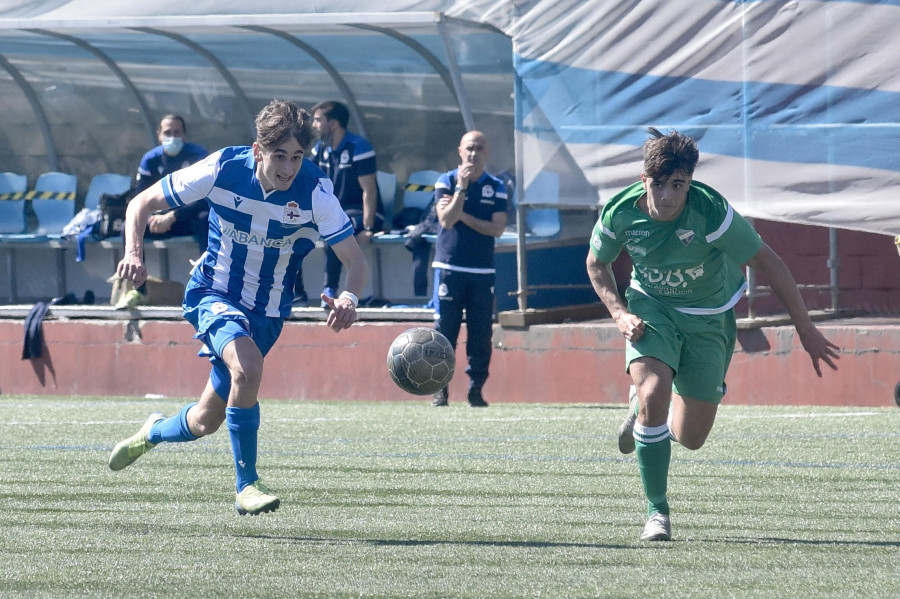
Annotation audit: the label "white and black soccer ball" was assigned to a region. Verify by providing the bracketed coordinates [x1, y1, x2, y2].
[386, 327, 455, 395]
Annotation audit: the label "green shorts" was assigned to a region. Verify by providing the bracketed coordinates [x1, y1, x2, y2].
[624, 290, 736, 404]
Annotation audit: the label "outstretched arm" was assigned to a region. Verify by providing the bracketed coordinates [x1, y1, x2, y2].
[744, 243, 840, 376]
[117, 181, 170, 286]
[323, 235, 371, 332]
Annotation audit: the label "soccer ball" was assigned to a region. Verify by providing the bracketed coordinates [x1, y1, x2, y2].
[386, 327, 455, 395]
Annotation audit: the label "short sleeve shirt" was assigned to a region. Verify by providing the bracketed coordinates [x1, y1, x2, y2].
[431, 170, 508, 273]
[590, 180, 762, 313]
[135, 142, 209, 192]
[310, 131, 383, 215]
[162, 146, 354, 318]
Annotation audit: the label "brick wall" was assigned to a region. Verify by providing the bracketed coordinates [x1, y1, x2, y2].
[737, 221, 900, 316]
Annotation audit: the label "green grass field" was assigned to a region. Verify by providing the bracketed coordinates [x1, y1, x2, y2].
[1, 396, 898, 598]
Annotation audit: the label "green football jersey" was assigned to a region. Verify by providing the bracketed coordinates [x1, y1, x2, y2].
[590, 180, 762, 313]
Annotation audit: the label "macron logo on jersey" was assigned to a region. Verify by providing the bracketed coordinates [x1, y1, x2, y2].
[233, 195, 243, 207]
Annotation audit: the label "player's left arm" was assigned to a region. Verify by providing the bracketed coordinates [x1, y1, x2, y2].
[744, 243, 840, 376]
[323, 235, 371, 332]
[358, 172, 378, 242]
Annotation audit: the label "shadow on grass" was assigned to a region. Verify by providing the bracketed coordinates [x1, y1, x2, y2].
[243, 534, 639, 551]
[717, 536, 900, 548]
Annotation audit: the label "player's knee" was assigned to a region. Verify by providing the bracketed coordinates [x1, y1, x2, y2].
[225, 344, 264, 388]
[192, 418, 221, 437]
[680, 438, 706, 451]
[190, 407, 224, 437]
[676, 431, 708, 451]
[229, 358, 263, 389]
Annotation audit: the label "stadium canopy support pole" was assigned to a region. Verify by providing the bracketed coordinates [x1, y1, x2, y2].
[828, 227, 839, 311]
[515, 200, 529, 311]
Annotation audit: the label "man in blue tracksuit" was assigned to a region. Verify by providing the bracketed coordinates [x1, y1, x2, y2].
[430, 131, 508, 407]
[294, 100, 383, 306]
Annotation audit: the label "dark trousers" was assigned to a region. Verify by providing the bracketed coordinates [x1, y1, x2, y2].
[434, 268, 495, 393]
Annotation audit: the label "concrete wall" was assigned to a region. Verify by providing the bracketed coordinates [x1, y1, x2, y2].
[2, 317, 897, 407]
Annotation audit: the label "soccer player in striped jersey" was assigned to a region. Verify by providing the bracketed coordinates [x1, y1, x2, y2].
[108, 100, 369, 516]
[587, 128, 839, 541]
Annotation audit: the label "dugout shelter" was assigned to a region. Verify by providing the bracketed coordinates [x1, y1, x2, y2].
[0, 1, 897, 313]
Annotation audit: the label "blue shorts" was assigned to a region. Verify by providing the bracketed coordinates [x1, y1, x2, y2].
[183, 280, 284, 400]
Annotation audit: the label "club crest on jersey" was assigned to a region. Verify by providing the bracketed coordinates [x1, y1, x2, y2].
[282, 201, 303, 225]
[340, 150, 350, 165]
[482, 185, 495, 198]
[676, 229, 695, 246]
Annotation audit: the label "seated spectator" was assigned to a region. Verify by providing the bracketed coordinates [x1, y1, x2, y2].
[116, 114, 209, 309]
[294, 101, 383, 307]
[136, 114, 210, 252]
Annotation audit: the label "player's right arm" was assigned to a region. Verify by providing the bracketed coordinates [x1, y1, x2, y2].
[435, 172, 465, 229]
[587, 206, 645, 342]
[117, 180, 170, 286]
[586, 252, 644, 342]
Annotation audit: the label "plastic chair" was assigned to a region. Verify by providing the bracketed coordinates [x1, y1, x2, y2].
[0, 172, 28, 234]
[523, 171, 561, 238]
[376, 171, 398, 229]
[402, 170, 442, 211]
[84, 173, 132, 211]
[32, 171, 77, 235]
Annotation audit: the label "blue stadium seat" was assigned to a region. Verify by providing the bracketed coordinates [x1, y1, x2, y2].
[523, 171, 561, 238]
[402, 169, 442, 211]
[84, 173, 132, 211]
[0, 172, 28, 234]
[32, 171, 77, 236]
[376, 170, 398, 230]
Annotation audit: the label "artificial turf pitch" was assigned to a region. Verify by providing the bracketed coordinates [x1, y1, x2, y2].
[2, 396, 897, 598]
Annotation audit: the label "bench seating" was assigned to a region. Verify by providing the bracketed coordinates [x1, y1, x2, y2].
[0, 229, 535, 305]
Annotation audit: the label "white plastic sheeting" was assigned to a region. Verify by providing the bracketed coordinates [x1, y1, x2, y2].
[2, 0, 898, 235]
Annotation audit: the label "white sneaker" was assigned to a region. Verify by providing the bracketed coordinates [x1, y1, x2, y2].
[617, 385, 638, 454]
[640, 512, 672, 541]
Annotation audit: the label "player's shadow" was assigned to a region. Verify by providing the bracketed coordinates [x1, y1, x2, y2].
[28, 340, 57, 387]
[736, 328, 770, 352]
[713, 536, 900, 548]
[243, 534, 640, 551]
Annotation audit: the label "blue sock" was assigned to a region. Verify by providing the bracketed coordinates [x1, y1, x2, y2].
[148, 403, 199, 444]
[226, 404, 260, 493]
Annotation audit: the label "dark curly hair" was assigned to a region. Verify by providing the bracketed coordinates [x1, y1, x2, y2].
[254, 99, 313, 150]
[642, 127, 699, 181]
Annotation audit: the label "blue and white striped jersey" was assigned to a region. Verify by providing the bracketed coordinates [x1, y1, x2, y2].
[162, 146, 354, 318]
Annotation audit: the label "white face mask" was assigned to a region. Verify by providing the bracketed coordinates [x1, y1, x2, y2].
[161, 136, 184, 157]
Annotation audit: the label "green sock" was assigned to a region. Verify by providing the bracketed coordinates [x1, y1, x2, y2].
[634, 422, 671, 516]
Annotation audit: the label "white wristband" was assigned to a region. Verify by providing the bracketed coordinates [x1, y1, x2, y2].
[338, 291, 359, 308]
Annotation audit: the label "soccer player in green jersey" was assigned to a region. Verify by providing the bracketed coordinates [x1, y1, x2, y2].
[586, 128, 840, 541]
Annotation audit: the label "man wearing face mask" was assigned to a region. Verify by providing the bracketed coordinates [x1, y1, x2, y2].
[135, 114, 210, 249]
[116, 115, 210, 309]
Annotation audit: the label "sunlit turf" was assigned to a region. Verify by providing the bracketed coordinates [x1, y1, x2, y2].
[1, 396, 898, 598]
